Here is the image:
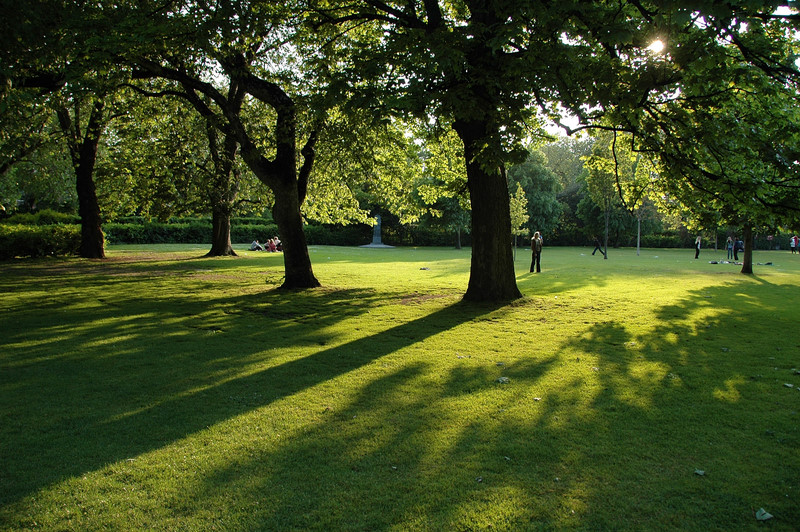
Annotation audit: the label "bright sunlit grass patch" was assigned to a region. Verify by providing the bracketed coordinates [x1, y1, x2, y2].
[1, 244, 799, 530]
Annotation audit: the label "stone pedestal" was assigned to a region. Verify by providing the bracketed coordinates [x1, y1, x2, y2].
[360, 214, 394, 248]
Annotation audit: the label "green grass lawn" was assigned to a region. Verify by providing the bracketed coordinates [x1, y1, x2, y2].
[1, 244, 798, 531]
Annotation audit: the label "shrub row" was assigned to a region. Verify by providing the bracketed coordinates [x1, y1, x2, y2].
[639, 233, 688, 248]
[382, 225, 470, 247]
[103, 220, 463, 247]
[111, 216, 276, 226]
[2, 209, 81, 226]
[306, 223, 470, 247]
[0, 224, 82, 259]
[104, 221, 282, 244]
[304, 224, 371, 246]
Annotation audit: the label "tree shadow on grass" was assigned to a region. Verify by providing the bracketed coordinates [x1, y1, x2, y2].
[166, 279, 800, 530]
[532, 281, 800, 529]
[0, 262, 501, 512]
[146, 343, 562, 530]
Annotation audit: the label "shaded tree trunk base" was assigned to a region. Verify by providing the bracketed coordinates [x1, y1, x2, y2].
[463, 287, 522, 303]
[207, 211, 236, 257]
[279, 277, 322, 290]
[79, 222, 105, 259]
[205, 248, 237, 257]
[740, 225, 754, 274]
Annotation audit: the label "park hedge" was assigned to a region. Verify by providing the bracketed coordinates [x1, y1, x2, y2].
[3, 210, 81, 226]
[103, 221, 224, 244]
[104, 221, 462, 247]
[0, 224, 82, 259]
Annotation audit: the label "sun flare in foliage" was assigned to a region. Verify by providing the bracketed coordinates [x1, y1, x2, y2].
[646, 39, 665, 54]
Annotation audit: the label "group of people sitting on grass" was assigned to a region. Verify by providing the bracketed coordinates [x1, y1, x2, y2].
[250, 237, 282, 252]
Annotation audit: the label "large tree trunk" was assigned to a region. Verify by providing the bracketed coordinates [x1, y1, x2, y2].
[234, 69, 320, 289]
[272, 180, 319, 289]
[58, 100, 105, 259]
[205, 120, 237, 257]
[207, 208, 236, 257]
[741, 225, 754, 274]
[454, 120, 522, 302]
[243, 157, 319, 288]
[75, 155, 105, 259]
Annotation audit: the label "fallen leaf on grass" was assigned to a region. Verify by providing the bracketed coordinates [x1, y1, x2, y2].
[694, 469, 705, 476]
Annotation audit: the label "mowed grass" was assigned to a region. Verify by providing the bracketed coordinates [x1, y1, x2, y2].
[0, 244, 798, 531]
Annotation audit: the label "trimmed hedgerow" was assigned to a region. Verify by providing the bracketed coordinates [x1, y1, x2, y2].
[105, 220, 373, 246]
[104, 221, 212, 244]
[231, 224, 280, 244]
[639, 233, 686, 249]
[104, 221, 282, 245]
[0, 224, 82, 259]
[304, 224, 372, 246]
[231, 216, 275, 226]
[2, 209, 81, 226]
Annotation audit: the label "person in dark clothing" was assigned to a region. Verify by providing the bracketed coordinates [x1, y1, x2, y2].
[592, 235, 606, 257]
[734, 238, 744, 261]
[530, 232, 543, 273]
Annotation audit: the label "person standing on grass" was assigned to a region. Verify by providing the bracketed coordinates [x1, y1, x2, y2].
[694, 236, 701, 259]
[734, 238, 743, 261]
[791, 235, 798, 254]
[530, 231, 543, 273]
[726, 236, 734, 260]
[591, 235, 606, 258]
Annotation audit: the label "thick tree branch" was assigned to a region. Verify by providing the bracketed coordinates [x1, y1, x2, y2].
[12, 71, 66, 92]
[727, 31, 800, 84]
[298, 128, 321, 204]
[122, 83, 187, 100]
[422, 0, 442, 29]
[365, 0, 424, 28]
